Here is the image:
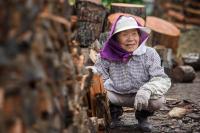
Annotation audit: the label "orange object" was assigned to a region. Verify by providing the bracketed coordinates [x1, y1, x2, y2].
[146, 16, 180, 36]
[108, 13, 145, 27]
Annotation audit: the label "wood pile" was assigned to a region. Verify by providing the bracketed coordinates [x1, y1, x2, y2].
[154, 0, 200, 29]
[0, 1, 95, 133]
[75, 0, 107, 47]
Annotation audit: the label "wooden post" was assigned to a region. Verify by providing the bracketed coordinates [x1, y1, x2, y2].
[146, 16, 180, 54]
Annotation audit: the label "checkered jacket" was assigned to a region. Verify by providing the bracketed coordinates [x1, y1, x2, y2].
[94, 46, 171, 99]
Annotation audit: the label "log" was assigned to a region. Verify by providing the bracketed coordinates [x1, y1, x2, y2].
[108, 12, 145, 27]
[167, 10, 185, 21]
[75, 0, 107, 47]
[173, 22, 195, 30]
[182, 53, 200, 71]
[88, 74, 111, 129]
[146, 16, 180, 54]
[0, 1, 96, 132]
[78, 0, 101, 4]
[172, 65, 196, 83]
[89, 74, 106, 116]
[110, 3, 146, 19]
[167, 10, 200, 25]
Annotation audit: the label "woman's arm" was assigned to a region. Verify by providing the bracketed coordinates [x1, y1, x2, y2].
[140, 48, 171, 99]
[94, 55, 110, 82]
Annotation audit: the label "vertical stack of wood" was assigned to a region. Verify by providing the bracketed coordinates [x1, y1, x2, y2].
[154, 0, 200, 29]
[75, 0, 107, 47]
[0, 1, 94, 133]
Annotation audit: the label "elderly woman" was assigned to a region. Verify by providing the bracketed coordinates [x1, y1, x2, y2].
[94, 15, 171, 132]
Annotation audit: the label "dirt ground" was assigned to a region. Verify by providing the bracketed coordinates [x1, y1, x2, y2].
[107, 71, 200, 133]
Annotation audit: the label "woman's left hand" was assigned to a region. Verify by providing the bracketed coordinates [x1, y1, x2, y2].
[134, 89, 151, 111]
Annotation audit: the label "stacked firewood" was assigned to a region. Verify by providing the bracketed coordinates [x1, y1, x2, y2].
[0, 0, 95, 133]
[154, 0, 200, 29]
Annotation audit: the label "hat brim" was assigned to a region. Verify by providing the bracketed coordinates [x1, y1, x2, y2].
[113, 26, 151, 35]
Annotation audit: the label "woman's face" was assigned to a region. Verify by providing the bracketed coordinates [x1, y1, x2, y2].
[117, 29, 140, 52]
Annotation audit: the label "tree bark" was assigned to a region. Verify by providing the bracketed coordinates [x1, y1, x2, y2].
[75, 0, 107, 47]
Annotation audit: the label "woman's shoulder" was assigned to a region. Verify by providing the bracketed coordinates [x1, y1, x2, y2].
[145, 46, 157, 56]
[146, 46, 156, 52]
[96, 54, 111, 65]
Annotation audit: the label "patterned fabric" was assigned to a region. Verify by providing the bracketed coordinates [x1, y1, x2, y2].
[94, 46, 169, 95]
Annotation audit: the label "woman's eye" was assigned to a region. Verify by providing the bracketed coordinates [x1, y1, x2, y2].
[121, 33, 128, 36]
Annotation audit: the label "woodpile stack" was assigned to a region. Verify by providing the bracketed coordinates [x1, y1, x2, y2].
[154, 0, 200, 29]
[75, 0, 107, 47]
[0, 1, 94, 133]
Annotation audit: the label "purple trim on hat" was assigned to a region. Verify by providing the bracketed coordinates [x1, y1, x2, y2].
[100, 15, 149, 62]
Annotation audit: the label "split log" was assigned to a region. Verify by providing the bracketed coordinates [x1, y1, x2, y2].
[146, 16, 180, 54]
[88, 74, 111, 129]
[172, 65, 196, 83]
[75, 0, 107, 47]
[89, 74, 106, 116]
[110, 3, 146, 19]
[182, 53, 200, 71]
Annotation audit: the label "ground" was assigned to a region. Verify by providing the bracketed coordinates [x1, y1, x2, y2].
[107, 71, 200, 133]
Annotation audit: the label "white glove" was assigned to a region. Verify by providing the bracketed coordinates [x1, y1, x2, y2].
[134, 89, 151, 111]
[85, 66, 98, 74]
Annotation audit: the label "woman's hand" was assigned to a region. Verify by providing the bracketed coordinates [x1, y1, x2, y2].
[134, 89, 151, 111]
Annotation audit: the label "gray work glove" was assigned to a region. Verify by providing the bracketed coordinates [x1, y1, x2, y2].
[134, 89, 151, 111]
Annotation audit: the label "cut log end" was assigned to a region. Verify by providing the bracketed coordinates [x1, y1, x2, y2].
[108, 13, 145, 27]
[172, 65, 196, 83]
[146, 16, 180, 36]
[111, 3, 145, 8]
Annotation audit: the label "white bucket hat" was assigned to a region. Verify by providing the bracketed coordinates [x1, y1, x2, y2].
[113, 16, 151, 35]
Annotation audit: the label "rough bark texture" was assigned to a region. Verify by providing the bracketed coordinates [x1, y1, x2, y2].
[0, 1, 94, 133]
[75, 0, 107, 47]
